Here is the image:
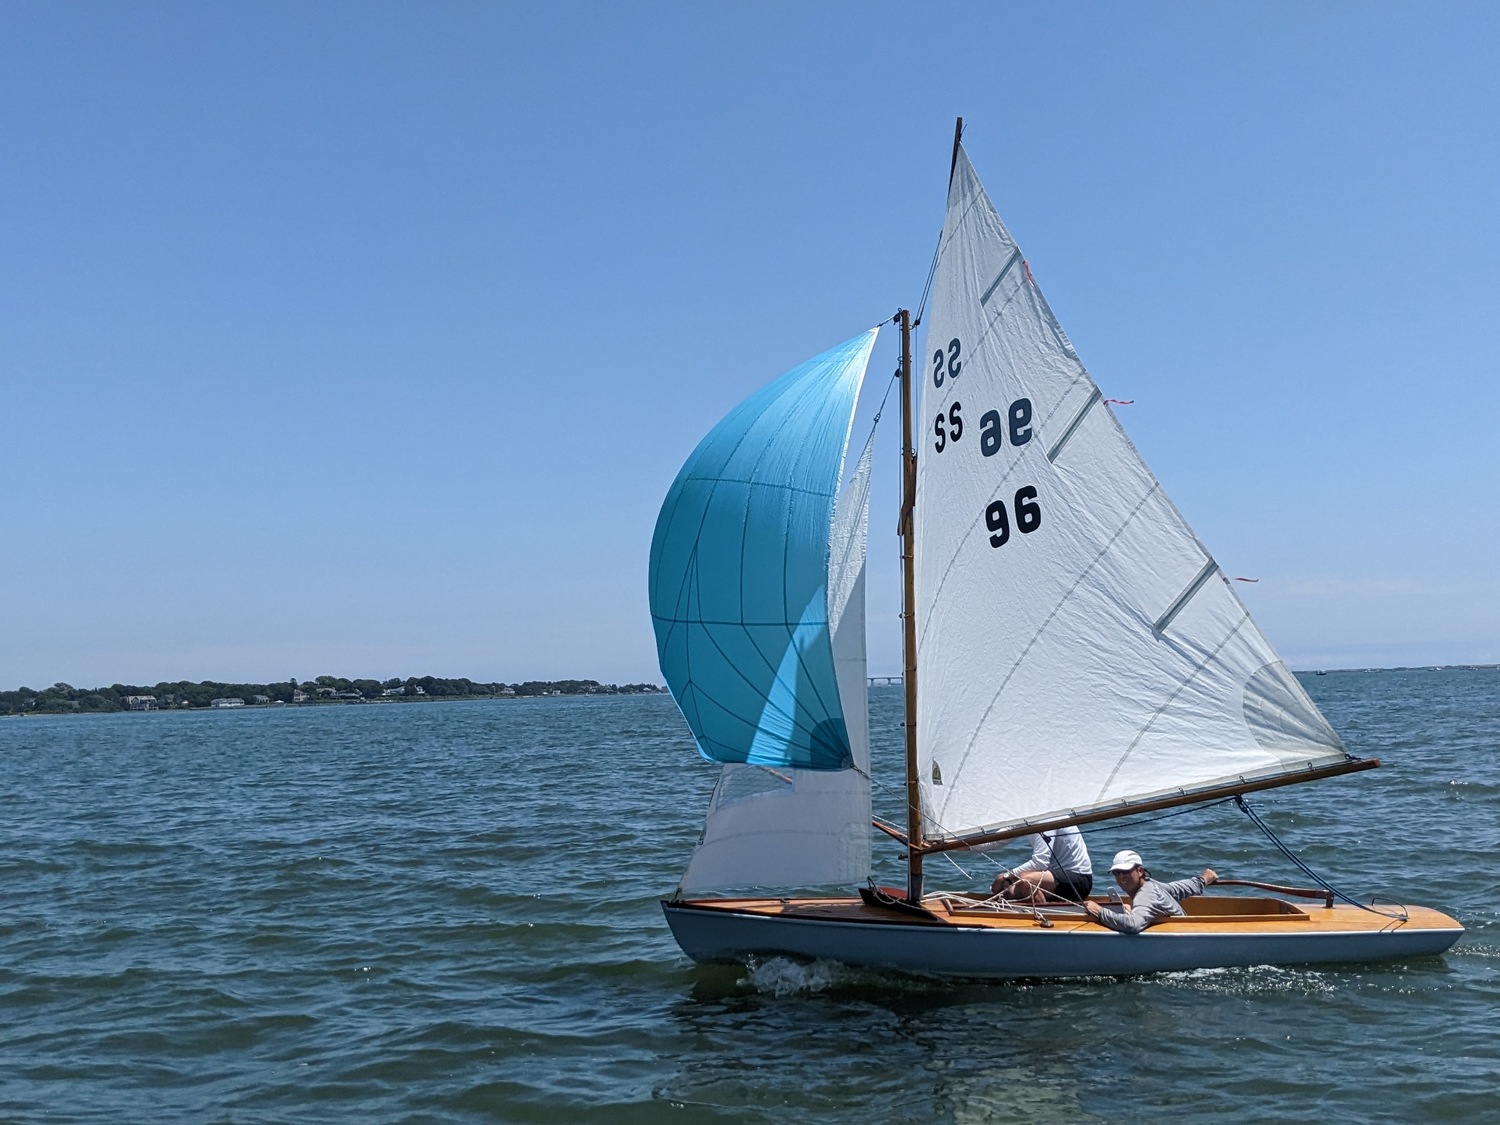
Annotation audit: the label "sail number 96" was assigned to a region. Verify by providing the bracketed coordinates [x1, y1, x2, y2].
[935, 397, 1032, 455]
[986, 486, 1042, 548]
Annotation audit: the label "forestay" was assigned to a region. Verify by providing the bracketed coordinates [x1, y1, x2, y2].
[650, 329, 876, 772]
[914, 148, 1348, 844]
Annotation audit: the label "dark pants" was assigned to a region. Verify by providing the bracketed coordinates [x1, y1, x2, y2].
[1052, 872, 1094, 903]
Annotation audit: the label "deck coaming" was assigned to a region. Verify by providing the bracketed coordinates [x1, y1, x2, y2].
[677, 896, 1462, 935]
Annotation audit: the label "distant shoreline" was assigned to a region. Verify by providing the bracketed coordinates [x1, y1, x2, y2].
[4, 664, 1495, 718]
[0, 693, 667, 718]
[1, 677, 666, 717]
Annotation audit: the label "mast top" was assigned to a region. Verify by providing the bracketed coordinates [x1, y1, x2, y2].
[948, 117, 964, 187]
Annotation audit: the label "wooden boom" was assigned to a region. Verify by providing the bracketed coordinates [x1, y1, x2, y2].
[875, 756, 1379, 854]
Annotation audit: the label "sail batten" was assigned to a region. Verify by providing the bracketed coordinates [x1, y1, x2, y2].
[1046, 388, 1103, 463]
[980, 249, 1023, 306]
[1153, 560, 1221, 635]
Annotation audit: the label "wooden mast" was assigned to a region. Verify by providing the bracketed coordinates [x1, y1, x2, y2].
[898, 306, 923, 902]
[897, 119, 962, 902]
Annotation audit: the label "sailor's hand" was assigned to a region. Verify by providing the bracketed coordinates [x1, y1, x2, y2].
[1083, 899, 1102, 919]
[991, 872, 1016, 894]
[1201, 868, 1218, 885]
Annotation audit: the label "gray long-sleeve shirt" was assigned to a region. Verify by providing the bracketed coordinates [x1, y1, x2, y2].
[1094, 876, 1206, 935]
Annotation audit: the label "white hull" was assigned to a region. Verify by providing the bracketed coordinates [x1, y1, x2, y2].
[663, 898, 1463, 980]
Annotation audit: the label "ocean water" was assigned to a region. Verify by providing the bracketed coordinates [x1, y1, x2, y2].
[1, 669, 1496, 1122]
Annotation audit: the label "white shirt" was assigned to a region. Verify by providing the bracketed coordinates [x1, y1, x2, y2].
[1006, 826, 1092, 878]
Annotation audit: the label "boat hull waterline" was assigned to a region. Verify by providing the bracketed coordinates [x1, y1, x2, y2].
[663, 897, 1463, 979]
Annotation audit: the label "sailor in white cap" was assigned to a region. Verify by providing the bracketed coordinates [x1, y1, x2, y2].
[1083, 849, 1218, 934]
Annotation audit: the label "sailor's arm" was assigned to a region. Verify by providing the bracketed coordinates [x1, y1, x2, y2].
[970, 835, 1048, 877]
[1162, 869, 1218, 901]
[1083, 898, 1152, 935]
[1006, 835, 1052, 876]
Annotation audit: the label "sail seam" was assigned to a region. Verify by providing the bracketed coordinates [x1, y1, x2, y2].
[679, 624, 843, 758]
[931, 483, 1164, 820]
[683, 382, 824, 756]
[1094, 610, 1252, 799]
[960, 245, 1057, 381]
[826, 433, 876, 631]
[741, 364, 858, 762]
[961, 264, 1029, 369]
[778, 339, 875, 753]
[674, 477, 841, 499]
[652, 615, 828, 627]
[914, 358, 1092, 656]
[744, 342, 872, 757]
[936, 190, 989, 264]
[657, 353, 844, 662]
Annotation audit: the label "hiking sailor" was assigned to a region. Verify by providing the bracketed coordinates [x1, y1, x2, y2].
[1085, 849, 1219, 933]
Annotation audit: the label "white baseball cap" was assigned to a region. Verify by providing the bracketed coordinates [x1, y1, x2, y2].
[1110, 849, 1144, 872]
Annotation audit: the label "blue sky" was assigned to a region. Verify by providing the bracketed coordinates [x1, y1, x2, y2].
[3, 2, 1497, 689]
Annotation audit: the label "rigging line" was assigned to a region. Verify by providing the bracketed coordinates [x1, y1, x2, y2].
[912, 229, 943, 327]
[1083, 796, 1238, 832]
[860, 767, 1011, 874]
[1236, 796, 1408, 921]
[868, 368, 899, 431]
[865, 767, 1237, 878]
[939, 850, 973, 880]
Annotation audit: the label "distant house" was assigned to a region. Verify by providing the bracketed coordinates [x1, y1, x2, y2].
[381, 687, 405, 697]
[315, 687, 337, 697]
[210, 698, 245, 709]
[252, 695, 270, 705]
[123, 695, 156, 711]
[498, 686, 516, 696]
[292, 689, 310, 703]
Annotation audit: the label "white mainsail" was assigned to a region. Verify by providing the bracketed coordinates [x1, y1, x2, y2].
[914, 146, 1347, 844]
[678, 434, 874, 891]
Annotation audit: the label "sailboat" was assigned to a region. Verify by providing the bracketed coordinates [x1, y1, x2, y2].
[647, 122, 1462, 979]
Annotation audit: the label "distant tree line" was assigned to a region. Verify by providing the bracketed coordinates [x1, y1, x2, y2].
[0, 676, 664, 716]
